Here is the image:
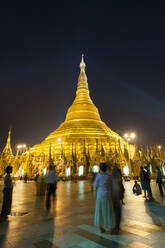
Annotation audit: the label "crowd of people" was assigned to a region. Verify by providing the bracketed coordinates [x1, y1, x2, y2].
[92, 163, 164, 234]
[0, 165, 58, 222]
[0, 163, 164, 235]
[138, 165, 165, 199]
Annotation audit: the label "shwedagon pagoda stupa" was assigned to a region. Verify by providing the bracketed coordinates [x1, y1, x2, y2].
[1, 56, 165, 178]
[28, 55, 130, 176]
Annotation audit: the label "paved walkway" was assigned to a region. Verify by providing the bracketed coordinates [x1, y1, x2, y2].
[0, 180, 165, 248]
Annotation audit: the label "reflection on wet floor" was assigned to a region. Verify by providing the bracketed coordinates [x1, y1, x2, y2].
[10, 211, 29, 216]
[66, 181, 70, 195]
[78, 181, 85, 200]
[0, 180, 165, 248]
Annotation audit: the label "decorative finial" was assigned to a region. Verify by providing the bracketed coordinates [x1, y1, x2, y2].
[80, 54, 86, 71]
[9, 128, 11, 135]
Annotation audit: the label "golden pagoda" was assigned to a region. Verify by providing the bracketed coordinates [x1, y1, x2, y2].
[1, 129, 13, 157]
[0, 129, 14, 175]
[1, 57, 165, 177]
[29, 55, 127, 176]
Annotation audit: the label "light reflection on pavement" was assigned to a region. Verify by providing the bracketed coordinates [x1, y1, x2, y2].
[0, 179, 165, 248]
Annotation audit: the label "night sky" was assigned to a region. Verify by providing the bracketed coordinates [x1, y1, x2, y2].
[0, 1, 165, 152]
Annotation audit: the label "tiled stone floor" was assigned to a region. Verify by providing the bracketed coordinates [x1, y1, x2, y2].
[0, 179, 165, 248]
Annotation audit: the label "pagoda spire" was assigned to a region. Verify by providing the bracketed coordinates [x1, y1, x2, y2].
[77, 54, 88, 89]
[2, 129, 13, 156]
[73, 54, 93, 104]
[80, 54, 86, 71]
[64, 55, 101, 122]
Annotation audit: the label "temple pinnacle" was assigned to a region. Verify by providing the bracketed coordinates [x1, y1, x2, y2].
[2, 128, 13, 156]
[80, 54, 86, 71]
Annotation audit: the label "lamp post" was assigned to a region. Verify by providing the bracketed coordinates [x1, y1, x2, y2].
[158, 145, 162, 169]
[123, 132, 136, 178]
[158, 145, 162, 151]
[124, 132, 136, 143]
[17, 144, 26, 155]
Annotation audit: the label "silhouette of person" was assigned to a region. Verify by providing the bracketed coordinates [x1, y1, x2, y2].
[45, 166, 58, 210]
[0, 166, 13, 221]
[111, 163, 125, 233]
[143, 166, 153, 200]
[156, 166, 164, 196]
[132, 180, 142, 195]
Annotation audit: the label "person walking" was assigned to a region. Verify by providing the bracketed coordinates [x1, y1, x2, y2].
[0, 166, 13, 221]
[143, 166, 153, 200]
[156, 166, 164, 196]
[93, 163, 115, 234]
[45, 165, 58, 210]
[111, 163, 125, 233]
[140, 166, 147, 198]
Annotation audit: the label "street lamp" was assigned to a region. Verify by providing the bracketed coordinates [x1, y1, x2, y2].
[57, 137, 63, 162]
[124, 133, 128, 139]
[123, 132, 136, 142]
[123, 132, 136, 178]
[17, 144, 27, 154]
[130, 133, 136, 139]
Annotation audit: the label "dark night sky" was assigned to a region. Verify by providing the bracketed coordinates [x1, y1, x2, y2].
[0, 1, 165, 152]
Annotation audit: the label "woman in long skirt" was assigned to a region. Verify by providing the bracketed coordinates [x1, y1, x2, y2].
[93, 163, 115, 233]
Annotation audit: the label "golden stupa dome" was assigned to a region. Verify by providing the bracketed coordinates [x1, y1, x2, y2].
[31, 55, 121, 153]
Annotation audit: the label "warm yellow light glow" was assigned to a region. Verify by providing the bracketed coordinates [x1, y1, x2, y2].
[130, 133, 136, 139]
[158, 145, 162, 150]
[124, 132, 136, 141]
[17, 145, 23, 149]
[124, 133, 128, 138]
[17, 144, 26, 149]
[57, 138, 61, 142]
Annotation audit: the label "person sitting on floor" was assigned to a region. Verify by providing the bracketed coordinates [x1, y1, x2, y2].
[132, 180, 142, 195]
